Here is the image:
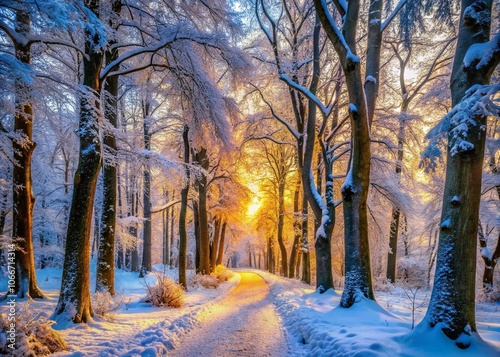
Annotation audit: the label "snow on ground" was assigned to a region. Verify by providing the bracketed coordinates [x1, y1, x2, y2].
[254, 270, 500, 357]
[169, 272, 287, 357]
[2, 266, 500, 356]
[1, 264, 240, 356]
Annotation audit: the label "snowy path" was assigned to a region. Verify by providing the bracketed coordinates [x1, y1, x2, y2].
[169, 272, 288, 357]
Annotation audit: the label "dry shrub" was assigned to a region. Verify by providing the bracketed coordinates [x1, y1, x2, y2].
[190, 274, 220, 289]
[0, 303, 67, 356]
[91, 292, 127, 321]
[143, 272, 184, 308]
[211, 265, 233, 282]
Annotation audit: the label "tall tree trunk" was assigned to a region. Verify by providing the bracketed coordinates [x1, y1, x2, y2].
[277, 179, 288, 276]
[54, 0, 104, 323]
[364, 0, 382, 127]
[387, 101, 408, 283]
[170, 193, 175, 266]
[141, 101, 152, 274]
[194, 148, 210, 274]
[211, 216, 221, 272]
[163, 190, 170, 266]
[315, 0, 374, 306]
[216, 221, 227, 266]
[96, 0, 121, 293]
[193, 199, 200, 273]
[301, 196, 310, 284]
[301, 15, 335, 291]
[10, 9, 43, 299]
[289, 180, 301, 278]
[423, 0, 499, 347]
[178, 125, 190, 289]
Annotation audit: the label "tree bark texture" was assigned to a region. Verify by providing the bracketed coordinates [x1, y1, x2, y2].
[11, 9, 43, 299]
[194, 148, 210, 274]
[54, 0, 104, 323]
[289, 181, 301, 278]
[179, 125, 190, 289]
[96, 0, 121, 293]
[211, 216, 221, 271]
[315, 0, 374, 306]
[423, 0, 499, 347]
[216, 221, 227, 266]
[141, 101, 152, 273]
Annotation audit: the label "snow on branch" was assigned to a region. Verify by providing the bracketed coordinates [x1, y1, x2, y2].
[464, 32, 500, 71]
[315, 0, 358, 63]
[420, 83, 500, 171]
[279, 74, 333, 117]
[381, 0, 407, 32]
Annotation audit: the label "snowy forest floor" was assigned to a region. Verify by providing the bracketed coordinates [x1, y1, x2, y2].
[1, 266, 500, 356]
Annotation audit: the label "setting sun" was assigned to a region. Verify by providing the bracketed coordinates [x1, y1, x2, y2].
[247, 196, 262, 217]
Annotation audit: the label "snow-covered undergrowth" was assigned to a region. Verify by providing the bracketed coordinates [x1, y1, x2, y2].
[254, 270, 500, 357]
[0, 264, 240, 356]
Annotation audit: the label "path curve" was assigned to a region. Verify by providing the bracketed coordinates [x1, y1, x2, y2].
[169, 272, 287, 357]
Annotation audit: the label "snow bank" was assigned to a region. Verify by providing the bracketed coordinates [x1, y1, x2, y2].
[254, 270, 500, 357]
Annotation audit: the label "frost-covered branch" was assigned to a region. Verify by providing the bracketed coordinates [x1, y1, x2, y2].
[279, 74, 333, 117]
[421, 83, 500, 170]
[464, 31, 500, 71]
[381, 0, 407, 32]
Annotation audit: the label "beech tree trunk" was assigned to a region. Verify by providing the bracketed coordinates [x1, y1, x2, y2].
[194, 148, 210, 274]
[315, 0, 374, 305]
[300, 15, 334, 291]
[289, 181, 301, 278]
[141, 101, 152, 274]
[216, 221, 227, 266]
[277, 179, 288, 276]
[301, 196, 311, 284]
[179, 125, 190, 289]
[193, 199, 200, 272]
[54, 0, 104, 323]
[163, 190, 170, 266]
[387, 101, 408, 283]
[210, 216, 221, 272]
[96, 0, 121, 294]
[11, 9, 43, 299]
[423, 0, 499, 348]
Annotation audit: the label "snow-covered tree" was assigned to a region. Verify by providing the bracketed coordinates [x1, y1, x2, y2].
[419, 0, 500, 349]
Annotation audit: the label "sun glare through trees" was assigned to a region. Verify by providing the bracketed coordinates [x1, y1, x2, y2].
[0, 0, 499, 356]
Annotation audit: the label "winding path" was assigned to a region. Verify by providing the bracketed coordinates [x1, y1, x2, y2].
[170, 272, 288, 357]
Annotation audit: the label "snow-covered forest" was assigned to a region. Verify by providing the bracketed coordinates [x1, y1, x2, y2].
[0, 0, 499, 356]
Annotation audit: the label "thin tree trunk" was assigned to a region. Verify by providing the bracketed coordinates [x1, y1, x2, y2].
[193, 199, 200, 273]
[289, 180, 301, 278]
[163, 190, 170, 266]
[170, 193, 175, 266]
[211, 216, 221, 272]
[194, 148, 210, 274]
[216, 221, 227, 266]
[423, 0, 499, 347]
[54, 0, 104, 322]
[277, 179, 288, 276]
[141, 100, 152, 274]
[179, 125, 190, 289]
[301, 195, 310, 284]
[387, 99, 408, 283]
